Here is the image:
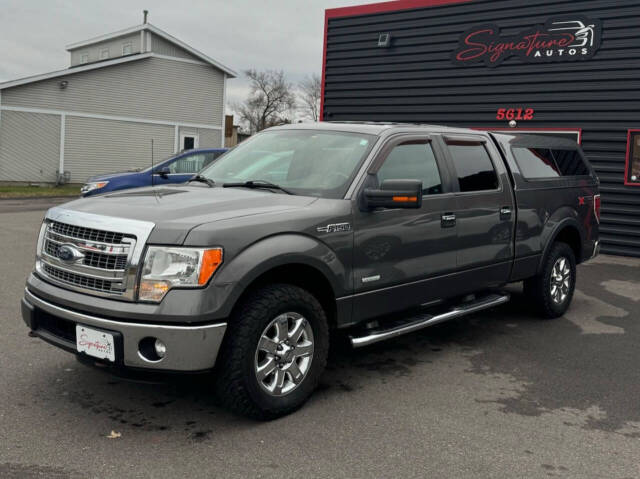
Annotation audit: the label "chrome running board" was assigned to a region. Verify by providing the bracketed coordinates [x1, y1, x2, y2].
[350, 293, 510, 348]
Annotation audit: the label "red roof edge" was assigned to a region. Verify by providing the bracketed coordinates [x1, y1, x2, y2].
[326, 0, 473, 20]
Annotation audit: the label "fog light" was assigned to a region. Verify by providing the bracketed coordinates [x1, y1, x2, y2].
[138, 337, 166, 362]
[154, 339, 166, 358]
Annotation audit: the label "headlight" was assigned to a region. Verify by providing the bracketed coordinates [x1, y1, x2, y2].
[139, 246, 223, 302]
[81, 181, 109, 194]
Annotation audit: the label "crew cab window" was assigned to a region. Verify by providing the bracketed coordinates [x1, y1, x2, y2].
[448, 143, 499, 192]
[377, 141, 442, 195]
[169, 154, 206, 174]
[512, 148, 560, 179]
[512, 147, 589, 179]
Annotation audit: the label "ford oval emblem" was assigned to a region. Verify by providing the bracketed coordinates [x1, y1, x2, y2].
[57, 244, 84, 263]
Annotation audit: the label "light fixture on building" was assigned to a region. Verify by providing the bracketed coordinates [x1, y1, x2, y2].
[378, 33, 392, 48]
[59, 80, 68, 89]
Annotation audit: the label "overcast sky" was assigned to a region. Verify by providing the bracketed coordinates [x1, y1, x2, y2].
[1, 0, 373, 117]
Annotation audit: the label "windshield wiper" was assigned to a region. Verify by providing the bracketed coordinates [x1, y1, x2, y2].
[222, 180, 293, 195]
[187, 175, 215, 187]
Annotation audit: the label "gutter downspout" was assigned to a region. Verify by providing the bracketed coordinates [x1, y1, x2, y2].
[58, 113, 66, 184]
[221, 73, 226, 147]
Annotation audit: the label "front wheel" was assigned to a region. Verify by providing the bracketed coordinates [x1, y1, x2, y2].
[524, 242, 577, 319]
[214, 284, 329, 419]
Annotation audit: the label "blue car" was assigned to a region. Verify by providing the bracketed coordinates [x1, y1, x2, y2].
[80, 148, 228, 197]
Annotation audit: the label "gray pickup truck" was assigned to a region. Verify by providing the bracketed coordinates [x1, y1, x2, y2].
[22, 122, 600, 419]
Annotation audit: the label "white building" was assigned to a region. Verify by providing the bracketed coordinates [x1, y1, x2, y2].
[0, 21, 236, 184]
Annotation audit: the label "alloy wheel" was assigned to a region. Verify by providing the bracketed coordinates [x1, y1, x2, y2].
[550, 257, 571, 304]
[254, 312, 314, 396]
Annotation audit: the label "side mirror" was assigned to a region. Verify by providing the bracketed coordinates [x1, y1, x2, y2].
[363, 179, 423, 210]
[154, 167, 170, 179]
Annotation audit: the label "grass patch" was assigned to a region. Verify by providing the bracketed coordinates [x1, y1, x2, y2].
[0, 184, 81, 199]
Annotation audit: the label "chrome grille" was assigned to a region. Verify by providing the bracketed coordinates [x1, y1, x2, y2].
[38, 219, 135, 298]
[42, 263, 121, 294]
[83, 251, 128, 270]
[45, 240, 127, 271]
[50, 221, 125, 244]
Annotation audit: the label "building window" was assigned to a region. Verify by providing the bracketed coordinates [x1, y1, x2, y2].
[100, 48, 109, 60]
[180, 134, 198, 151]
[626, 130, 640, 186]
[122, 42, 132, 55]
[80, 53, 89, 64]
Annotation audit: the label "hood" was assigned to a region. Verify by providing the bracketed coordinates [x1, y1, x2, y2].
[55, 185, 318, 244]
[87, 170, 144, 182]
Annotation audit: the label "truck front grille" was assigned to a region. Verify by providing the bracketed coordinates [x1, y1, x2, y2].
[42, 263, 122, 294]
[83, 251, 128, 270]
[50, 220, 125, 244]
[38, 220, 135, 298]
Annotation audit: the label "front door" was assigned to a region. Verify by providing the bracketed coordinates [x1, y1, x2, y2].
[352, 135, 458, 322]
[154, 152, 211, 185]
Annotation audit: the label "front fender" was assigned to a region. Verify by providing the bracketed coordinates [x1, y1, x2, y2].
[211, 233, 349, 318]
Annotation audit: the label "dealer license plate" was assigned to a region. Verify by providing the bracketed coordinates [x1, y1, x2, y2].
[76, 325, 115, 362]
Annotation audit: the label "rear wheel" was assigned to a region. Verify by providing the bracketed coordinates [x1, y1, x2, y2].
[215, 283, 329, 419]
[524, 242, 576, 319]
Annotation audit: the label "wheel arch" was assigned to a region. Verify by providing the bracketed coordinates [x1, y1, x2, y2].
[537, 218, 584, 274]
[213, 234, 349, 327]
[233, 263, 339, 329]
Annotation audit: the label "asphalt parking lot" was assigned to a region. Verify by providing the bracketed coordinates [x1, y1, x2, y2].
[1, 200, 639, 479]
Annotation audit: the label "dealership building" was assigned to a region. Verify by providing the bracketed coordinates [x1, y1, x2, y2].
[321, 0, 640, 257]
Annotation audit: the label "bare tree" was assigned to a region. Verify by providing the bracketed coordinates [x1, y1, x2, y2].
[298, 74, 322, 121]
[236, 69, 296, 133]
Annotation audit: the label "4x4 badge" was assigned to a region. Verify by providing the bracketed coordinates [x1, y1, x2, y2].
[317, 223, 351, 234]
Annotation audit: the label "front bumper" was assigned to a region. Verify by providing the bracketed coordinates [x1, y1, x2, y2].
[22, 287, 227, 372]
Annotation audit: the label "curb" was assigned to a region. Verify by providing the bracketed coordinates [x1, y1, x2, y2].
[0, 196, 79, 201]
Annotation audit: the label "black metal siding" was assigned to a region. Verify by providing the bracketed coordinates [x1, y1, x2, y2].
[323, 0, 640, 257]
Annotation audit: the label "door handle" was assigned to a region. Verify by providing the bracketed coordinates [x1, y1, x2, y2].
[500, 206, 512, 220]
[441, 213, 456, 228]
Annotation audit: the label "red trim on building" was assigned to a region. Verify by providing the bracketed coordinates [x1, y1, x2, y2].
[325, 0, 472, 19]
[625, 129, 640, 186]
[320, 11, 329, 121]
[320, 0, 474, 121]
[472, 127, 583, 145]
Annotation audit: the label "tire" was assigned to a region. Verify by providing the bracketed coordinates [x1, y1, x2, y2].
[524, 242, 577, 319]
[214, 283, 329, 420]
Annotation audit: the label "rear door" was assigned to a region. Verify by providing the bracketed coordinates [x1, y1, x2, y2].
[351, 134, 458, 321]
[439, 134, 515, 289]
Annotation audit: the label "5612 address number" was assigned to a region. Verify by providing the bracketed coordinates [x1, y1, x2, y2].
[496, 108, 535, 121]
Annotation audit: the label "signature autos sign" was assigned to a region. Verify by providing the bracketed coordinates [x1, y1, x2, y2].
[452, 16, 602, 67]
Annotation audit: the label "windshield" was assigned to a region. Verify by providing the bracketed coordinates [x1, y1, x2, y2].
[199, 129, 377, 198]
